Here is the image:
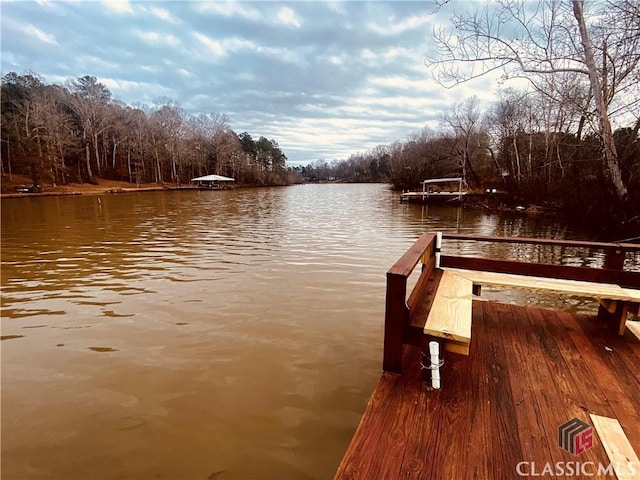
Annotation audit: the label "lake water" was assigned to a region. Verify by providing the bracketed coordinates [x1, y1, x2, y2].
[1, 183, 602, 479]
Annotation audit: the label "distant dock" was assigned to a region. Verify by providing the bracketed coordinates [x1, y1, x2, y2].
[335, 233, 640, 479]
[400, 177, 467, 203]
[399, 190, 468, 203]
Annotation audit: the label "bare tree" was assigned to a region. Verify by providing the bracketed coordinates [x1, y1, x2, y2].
[572, 0, 626, 198]
[65, 76, 113, 181]
[428, 0, 640, 201]
[439, 96, 483, 185]
[32, 85, 76, 184]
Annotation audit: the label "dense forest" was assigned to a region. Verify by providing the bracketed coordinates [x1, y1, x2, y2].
[0, 72, 295, 188]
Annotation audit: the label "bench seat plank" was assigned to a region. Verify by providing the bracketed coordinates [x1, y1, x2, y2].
[445, 269, 640, 303]
[622, 287, 640, 302]
[424, 269, 473, 345]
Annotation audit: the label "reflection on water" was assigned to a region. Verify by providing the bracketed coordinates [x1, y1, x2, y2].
[0, 184, 605, 479]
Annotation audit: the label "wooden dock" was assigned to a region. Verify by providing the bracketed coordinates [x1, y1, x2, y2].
[400, 177, 467, 203]
[335, 233, 640, 479]
[399, 191, 468, 203]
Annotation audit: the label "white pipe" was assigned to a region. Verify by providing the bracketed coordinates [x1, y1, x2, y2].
[429, 341, 441, 389]
[435, 232, 442, 268]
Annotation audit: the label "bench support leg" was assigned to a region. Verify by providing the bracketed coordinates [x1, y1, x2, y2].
[614, 302, 631, 336]
[596, 300, 637, 336]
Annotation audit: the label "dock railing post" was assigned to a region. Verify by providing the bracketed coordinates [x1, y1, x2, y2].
[598, 245, 627, 321]
[383, 273, 409, 374]
[604, 246, 625, 271]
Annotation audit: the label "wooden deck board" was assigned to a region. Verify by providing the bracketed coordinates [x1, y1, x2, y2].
[541, 310, 616, 419]
[335, 301, 640, 480]
[364, 346, 424, 480]
[418, 349, 476, 479]
[524, 306, 614, 470]
[333, 373, 403, 479]
[480, 302, 525, 478]
[512, 305, 577, 468]
[492, 302, 554, 469]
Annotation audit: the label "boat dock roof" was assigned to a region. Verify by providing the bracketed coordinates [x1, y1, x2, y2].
[335, 300, 640, 479]
[419, 177, 463, 184]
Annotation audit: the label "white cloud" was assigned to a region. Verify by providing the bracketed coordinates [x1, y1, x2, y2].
[361, 49, 376, 61]
[194, 1, 260, 21]
[369, 14, 432, 35]
[98, 77, 176, 103]
[359, 47, 417, 66]
[277, 7, 302, 28]
[135, 30, 181, 48]
[136, 31, 160, 43]
[165, 35, 181, 48]
[381, 47, 415, 62]
[368, 76, 433, 92]
[149, 7, 175, 22]
[327, 2, 347, 16]
[225, 37, 257, 52]
[24, 24, 58, 45]
[101, 0, 134, 15]
[100, 77, 144, 91]
[255, 44, 305, 65]
[80, 55, 118, 70]
[193, 32, 226, 57]
[192, 34, 259, 60]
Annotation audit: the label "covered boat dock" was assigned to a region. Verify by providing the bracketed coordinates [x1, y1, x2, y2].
[400, 177, 467, 203]
[190, 174, 235, 190]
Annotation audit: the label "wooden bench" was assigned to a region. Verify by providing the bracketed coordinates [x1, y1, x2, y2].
[383, 232, 640, 375]
[422, 267, 640, 358]
[445, 268, 640, 336]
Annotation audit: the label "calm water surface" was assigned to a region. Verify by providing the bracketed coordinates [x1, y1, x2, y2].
[1, 184, 597, 479]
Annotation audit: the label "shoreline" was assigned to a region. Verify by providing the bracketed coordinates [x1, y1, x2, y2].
[0, 174, 207, 199]
[0, 185, 200, 199]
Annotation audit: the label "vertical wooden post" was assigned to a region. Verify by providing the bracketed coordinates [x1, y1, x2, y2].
[598, 246, 626, 321]
[604, 246, 625, 270]
[383, 273, 409, 374]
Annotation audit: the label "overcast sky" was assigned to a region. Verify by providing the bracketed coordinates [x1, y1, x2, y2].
[1, 0, 499, 165]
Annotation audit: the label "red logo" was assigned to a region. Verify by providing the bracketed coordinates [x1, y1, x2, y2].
[558, 418, 594, 455]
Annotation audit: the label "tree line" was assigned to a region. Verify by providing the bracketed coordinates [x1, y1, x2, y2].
[1, 72, 294, 187]
[302, 90, 638, 209]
